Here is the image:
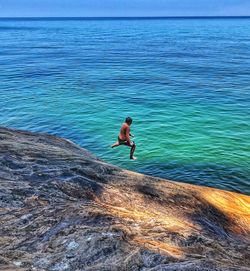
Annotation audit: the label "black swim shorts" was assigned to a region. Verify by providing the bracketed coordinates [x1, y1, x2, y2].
[118, 136, 135, 146]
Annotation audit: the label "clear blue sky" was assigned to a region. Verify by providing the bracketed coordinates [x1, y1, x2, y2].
[0, 0, 250, 17]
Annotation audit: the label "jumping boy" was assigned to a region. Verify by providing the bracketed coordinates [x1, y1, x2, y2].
[111, 117, 136, 160]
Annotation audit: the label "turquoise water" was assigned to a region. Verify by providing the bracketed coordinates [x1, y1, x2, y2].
[0, 18, 250, 195]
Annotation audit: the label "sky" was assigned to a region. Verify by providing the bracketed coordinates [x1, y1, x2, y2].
[0, 0, 250, 17]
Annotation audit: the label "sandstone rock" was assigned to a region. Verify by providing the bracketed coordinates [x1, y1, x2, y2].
[0, 127, 249, 271]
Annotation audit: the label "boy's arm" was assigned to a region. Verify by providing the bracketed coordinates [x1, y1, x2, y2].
[126, 127, 131, 145]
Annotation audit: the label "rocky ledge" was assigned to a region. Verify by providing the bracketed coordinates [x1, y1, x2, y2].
[0, 127, 250, 271]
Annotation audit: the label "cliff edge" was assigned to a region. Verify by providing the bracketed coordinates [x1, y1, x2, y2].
[0, 127, 249, 271]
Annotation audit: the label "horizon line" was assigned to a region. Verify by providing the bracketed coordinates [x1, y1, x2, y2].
[1, 15, 250, 20]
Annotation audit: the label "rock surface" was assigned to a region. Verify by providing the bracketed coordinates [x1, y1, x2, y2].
[0, 127, 250, 271]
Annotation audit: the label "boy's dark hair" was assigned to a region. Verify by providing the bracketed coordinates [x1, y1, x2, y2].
[125, 117, 132, 124]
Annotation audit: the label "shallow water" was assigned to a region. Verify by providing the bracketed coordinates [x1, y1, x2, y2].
[0, 18, 250, 195]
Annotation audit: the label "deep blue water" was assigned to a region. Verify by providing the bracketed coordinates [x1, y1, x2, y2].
[0, 18, 250, 195]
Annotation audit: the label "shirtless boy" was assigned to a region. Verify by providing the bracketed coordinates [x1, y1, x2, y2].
[111, 117, 136, 160]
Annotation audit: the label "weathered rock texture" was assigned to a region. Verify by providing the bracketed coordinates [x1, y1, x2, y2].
[0, 127, 250, 271]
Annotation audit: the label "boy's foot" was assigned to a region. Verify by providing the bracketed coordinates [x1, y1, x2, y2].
[130, 156, 137, 160]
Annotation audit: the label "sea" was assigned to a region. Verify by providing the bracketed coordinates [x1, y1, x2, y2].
[0, 17, 249, 195]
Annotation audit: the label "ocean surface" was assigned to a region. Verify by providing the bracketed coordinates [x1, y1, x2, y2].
[0, 18, 250, 195]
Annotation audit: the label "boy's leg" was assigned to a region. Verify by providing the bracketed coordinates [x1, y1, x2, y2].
[111, 141, 120, 148]
[130, 142, 136, 160]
